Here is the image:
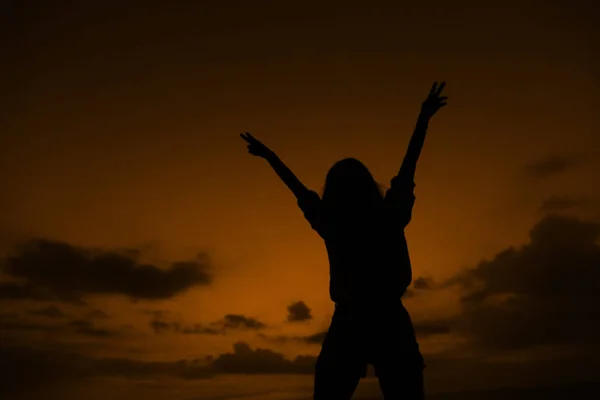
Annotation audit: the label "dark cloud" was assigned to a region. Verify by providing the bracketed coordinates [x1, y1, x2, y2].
[0, 345, 214, 398]
[67, 320, 114, 337]
[30, 305, 65, 319]
[219, 314, 266, 330]
[443, 214, 600, 352]
[180, 324, 223, 335]
[0, 311, 20, 320]
[0, 319, 59, 332]
[149, 312, 265, 334]
[539, 196, 580, 212]
[0, 312, 118, 339]
[149, 318, 222, 335]
[413, 320, 452, 337]
[146, 309, 178, 319]
[413, 276, 434, 290]
[286, 301, 312, 322]
[301, 330, 327, 344]
[525, 154, 582, 179]
[148, 310, 182, 333]
[1, 311, 58, 333]
[0, 282, 59, 301]
[85, 309, 109, 319]
[211, 341, 316, 374]
[0, 318, 119, 338]
[0, 341, 317, 397]
[0, 239, 211, 302]
[0, 346, 91, 397]
[258, 330, 327, 345]
[403, 277, 435, 299]
[150, 319, 179, 334]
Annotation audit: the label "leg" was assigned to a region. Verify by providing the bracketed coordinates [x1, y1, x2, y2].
[313, 367, 360, 400]
[377, 364, 425, 400]
[313, 306, 364, 400]
[313, 329, 362, 400]
[370, 303, 425, 399]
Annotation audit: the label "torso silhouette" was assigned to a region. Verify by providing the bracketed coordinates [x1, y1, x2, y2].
[298, 175, 415, 307]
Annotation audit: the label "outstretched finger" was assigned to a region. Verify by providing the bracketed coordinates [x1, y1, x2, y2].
[436, 81, 446, 95]
[240, 132, 255, 143]
[429, 81, 438, 94]
[439, 96, 448, 102]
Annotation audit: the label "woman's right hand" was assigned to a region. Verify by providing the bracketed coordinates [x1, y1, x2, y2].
[240, 132, 273, 158]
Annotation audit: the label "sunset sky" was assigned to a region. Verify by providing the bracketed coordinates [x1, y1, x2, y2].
[1, 1, 599, 399]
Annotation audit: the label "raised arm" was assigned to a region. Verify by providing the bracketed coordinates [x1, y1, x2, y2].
[397, 81, 448, 182]
[240, 132, 310, 199]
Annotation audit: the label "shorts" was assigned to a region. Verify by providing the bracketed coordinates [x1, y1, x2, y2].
[315, 301, 425, 378]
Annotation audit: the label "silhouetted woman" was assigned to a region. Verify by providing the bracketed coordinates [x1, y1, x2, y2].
[240, 82, 447, 400]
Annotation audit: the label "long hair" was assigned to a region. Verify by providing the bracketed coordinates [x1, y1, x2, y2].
[321, 158, 385, 218]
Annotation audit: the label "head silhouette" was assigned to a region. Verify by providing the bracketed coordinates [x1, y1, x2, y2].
[322, 158, 384, 216]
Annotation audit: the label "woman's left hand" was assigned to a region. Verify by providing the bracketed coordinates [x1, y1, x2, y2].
[420, 81, 448, 120]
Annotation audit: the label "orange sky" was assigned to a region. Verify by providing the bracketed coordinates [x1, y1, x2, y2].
[1, 1, 599, 399]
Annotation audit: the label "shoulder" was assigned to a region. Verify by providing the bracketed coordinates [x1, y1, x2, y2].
[389, 175, 416, 191]
[297, 189, 321, 209]
[296, 190, 329, 237]
[385, 176, 416, 203]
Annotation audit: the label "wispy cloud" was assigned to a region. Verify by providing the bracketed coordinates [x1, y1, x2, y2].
[525, 153, 585, 179]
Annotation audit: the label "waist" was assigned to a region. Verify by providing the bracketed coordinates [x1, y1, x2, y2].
[334, 296, 406, 312]
[332, 299, 414, 329]
[329, 275, 410, 304]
